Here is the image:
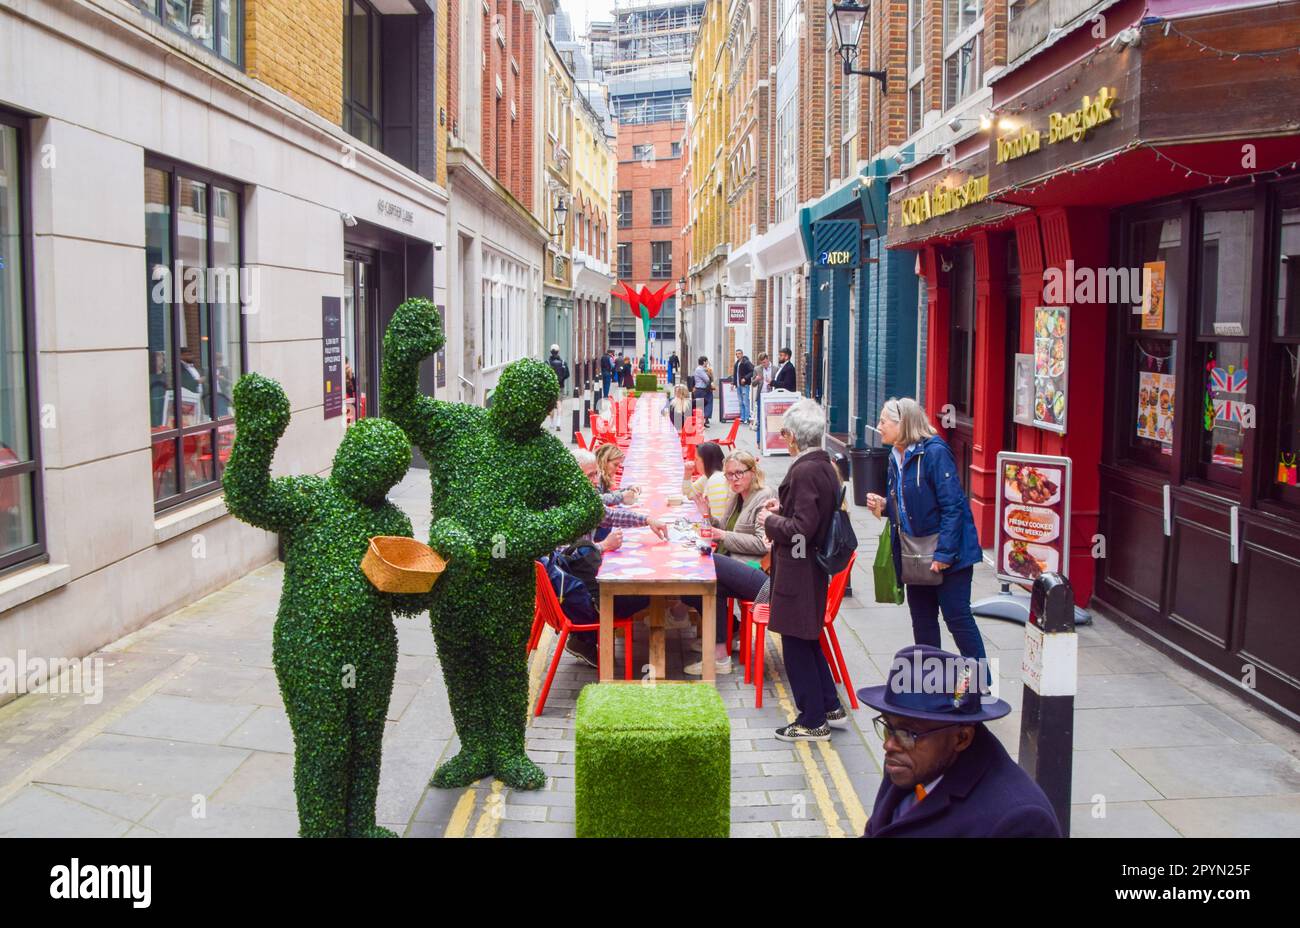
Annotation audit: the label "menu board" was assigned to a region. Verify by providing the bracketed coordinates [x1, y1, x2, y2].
[719, 380, 740, 422]
[994, 451, 1072, 588]
[758, 390, 799, 456]
[322, 296, 343, 420]
[1032, 306, 1068, 433]
[1136, 371, 1176, 448]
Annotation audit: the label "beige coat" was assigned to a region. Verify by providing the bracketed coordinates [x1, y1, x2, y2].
[708, 485, 777, 560]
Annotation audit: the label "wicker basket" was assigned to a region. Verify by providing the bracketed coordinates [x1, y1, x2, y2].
[361, 536, 446, 594]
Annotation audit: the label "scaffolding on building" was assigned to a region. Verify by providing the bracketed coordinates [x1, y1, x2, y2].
[609, 0, 705, 76]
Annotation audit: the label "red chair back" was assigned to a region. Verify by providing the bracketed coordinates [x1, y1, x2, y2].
[574, 431, 589, 450]
[825, 552, 858, 622]
[719, 418, 741, 446]
[533, 561, 568, 633]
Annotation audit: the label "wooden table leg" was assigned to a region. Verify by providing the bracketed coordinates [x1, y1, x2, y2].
[648, 598, 666, 682]
[700, 587, 717, 683]
[599, 588, 614, 682]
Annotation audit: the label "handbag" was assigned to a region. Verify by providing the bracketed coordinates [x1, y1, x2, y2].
[873, 523, 905, 604]
[892, 471, 942, 587]
[815, 484, 858, 576]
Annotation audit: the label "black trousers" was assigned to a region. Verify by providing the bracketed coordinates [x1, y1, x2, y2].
[781, 634, 841, 728]
[571, 595, 650, 646]
[681, 555, 768, 644]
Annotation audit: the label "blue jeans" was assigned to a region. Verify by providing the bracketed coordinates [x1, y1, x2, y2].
[601, 373, 611, 400]
[738, 386, 751, 423]
[905, 565, 987, 664]
[694, 388, 713, 421]
[754, 388, 762, 427]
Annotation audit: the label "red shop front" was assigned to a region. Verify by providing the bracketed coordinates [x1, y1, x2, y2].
[889, 0, 1300, 720]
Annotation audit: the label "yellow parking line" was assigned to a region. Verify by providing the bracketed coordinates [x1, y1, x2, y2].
[817, 740, 869, 836]
[443, 787, 478, 838]
[473, 780, 505, 838]
[767, 638, 845, 838]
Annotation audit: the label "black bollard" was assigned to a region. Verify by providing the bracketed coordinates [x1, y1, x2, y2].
[1017, 572, 1077, 837]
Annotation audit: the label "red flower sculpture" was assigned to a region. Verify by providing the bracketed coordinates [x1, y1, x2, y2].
[613, 281, 676, 374]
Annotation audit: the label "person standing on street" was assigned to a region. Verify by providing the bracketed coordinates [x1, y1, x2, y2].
[546, 344, 570, 432]
[732, 348, 754, 425]
[772, 347, 797, 393]
[668, 351, 679, 386]
[756, 399, 846, 741]
[600, 349, 614, 401]
[754, 352, 772, 431]
[693, 356, 714, 426]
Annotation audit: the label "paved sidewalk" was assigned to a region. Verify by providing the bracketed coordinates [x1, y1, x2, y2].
[1, 414, 1298, 837]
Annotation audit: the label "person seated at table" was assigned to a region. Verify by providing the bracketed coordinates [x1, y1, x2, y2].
[573, 450, 668, 535]
[595, 443, 639, 504]
[662, 383, 693, 432]
[699, 451, 775, 562]
[688, 442, 732, 521]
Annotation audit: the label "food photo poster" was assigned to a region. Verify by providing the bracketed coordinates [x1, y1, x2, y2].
[1033, 306, 1068, 433]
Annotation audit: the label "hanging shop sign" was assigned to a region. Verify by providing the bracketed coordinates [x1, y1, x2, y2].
[994, 451, 1073, 587]
[899, 174, 990, 227]
[812, 220, 861, 266]
[1032, 305, 1068, 433]
[994, 87, 1120, 166]
[726, 302, 748, 325]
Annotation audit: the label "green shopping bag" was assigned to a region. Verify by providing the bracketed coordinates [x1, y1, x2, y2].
[873, 522, 905, 605]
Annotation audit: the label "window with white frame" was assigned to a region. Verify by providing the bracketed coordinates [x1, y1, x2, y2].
[942, 0, 983, 111]
[842, 73, 859, 179]
[481, 248, 529, 369]
[907, 0, 925, 134]
[775, 97, 797, 224]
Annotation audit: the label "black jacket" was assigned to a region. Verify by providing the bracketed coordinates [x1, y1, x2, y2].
[548, 353, 569, 387]
[733, 357, 754, 387]
[772, 359, 796, 392]
[600, 354, 613, 374]
[865, 725, 1062, 838]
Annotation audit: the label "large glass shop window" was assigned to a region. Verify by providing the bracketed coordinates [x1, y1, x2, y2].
[0, 119, 41, 568]
[1272, 192, 1300, 498]
[1129, 217, 1181, 468]
[1197, 207, 1253, 483]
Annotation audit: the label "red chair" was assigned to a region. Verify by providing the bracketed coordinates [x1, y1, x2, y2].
[715, 417, 742, 452]
[743, 553, 859, 709]
[528, 561, 634, 716]
[574, 431, 589, 450]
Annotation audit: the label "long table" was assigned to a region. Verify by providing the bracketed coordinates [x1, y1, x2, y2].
[595, 395, 718, 683]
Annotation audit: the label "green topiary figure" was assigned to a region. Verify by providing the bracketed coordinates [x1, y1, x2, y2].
[382, 298, 604, 790]
[223, 372, 426, 837]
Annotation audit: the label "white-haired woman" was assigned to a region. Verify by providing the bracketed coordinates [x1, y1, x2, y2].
[866, 397, 987, 666]
[755, 399, 846, 741]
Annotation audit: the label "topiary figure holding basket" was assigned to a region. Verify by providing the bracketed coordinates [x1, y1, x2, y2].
[223, 372, 430, 837]
[382, 298, 604, 790]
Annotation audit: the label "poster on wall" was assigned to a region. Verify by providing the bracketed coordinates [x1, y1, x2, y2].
[1141, 261, 1166, 330]
[994, 451, 1072, 587]
[1013, 353, 1034, 426]
[758, 390, 800, 456]
[322, 296, 343, 420]
[1032, 306, 1068, 433]
[1136, 370, 1176, 448]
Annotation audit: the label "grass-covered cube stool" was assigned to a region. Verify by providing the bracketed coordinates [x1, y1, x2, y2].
[635, 372, 660, 394]
[575, 683, 730, 838]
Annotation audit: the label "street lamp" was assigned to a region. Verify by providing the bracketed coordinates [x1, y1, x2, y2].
[553, 196, 568, 240]
[828, 1, 887, 92]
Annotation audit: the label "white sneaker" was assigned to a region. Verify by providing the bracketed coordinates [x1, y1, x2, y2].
[684, 657, 732, 676]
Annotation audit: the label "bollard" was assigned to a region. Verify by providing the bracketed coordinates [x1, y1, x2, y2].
[1018, 572, 1077, 837]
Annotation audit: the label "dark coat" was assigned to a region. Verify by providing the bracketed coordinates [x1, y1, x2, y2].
[885, 434, 983, 575]
[865, 725, 1061, 838]
[600, 354, 613, 375]
[772, 358, 796, 392]
[763, 448, 840, 640]
[733, 357, 754, 387]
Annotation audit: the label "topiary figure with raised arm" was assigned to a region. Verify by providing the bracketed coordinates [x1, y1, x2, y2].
[382, 297, 604, 790]
[222, 372, 426, 836]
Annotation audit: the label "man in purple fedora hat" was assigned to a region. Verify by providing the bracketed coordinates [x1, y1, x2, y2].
[858, 644, 1061, 838]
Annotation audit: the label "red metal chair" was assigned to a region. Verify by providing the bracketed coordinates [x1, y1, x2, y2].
[715, 417, 742, 452]
[742, 553, 859, 709]
[574, 431, 589, 450]
[528, 561, 634, 716]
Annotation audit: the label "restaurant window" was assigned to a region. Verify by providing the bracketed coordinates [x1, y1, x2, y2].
[617, 190, 632, 228]
[1125, 215, 1182, 471]
[344, 0, 382, 148]
[617, 242, 632, 280]
[135, 0, 242, 66]
[0, 115, 43, 571]
[651, 189, 672, 226]
[650, 241, 673, 279]
[948, 244, 976, 416]
[1196, 203, 1253, 485]
[1269, 184, 1300, 503]
[146, 158, 245, 511]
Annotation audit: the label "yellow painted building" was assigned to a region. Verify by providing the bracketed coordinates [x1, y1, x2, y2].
[569, 80, 617, 383]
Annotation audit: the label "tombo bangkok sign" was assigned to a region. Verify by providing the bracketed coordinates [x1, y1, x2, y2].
[995, 87, 1119, 165]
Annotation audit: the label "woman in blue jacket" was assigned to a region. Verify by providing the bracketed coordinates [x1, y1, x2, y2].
[866, 398, 987, 664]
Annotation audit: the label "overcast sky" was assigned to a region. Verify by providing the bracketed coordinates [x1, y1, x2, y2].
[558, 0, 618, 36]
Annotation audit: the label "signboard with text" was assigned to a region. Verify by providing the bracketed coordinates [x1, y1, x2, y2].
[758, 389, 800, 456]
[994, 451, 1072, 588]
[726, 302, 748, 325]
[322, 296, 342, 420]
